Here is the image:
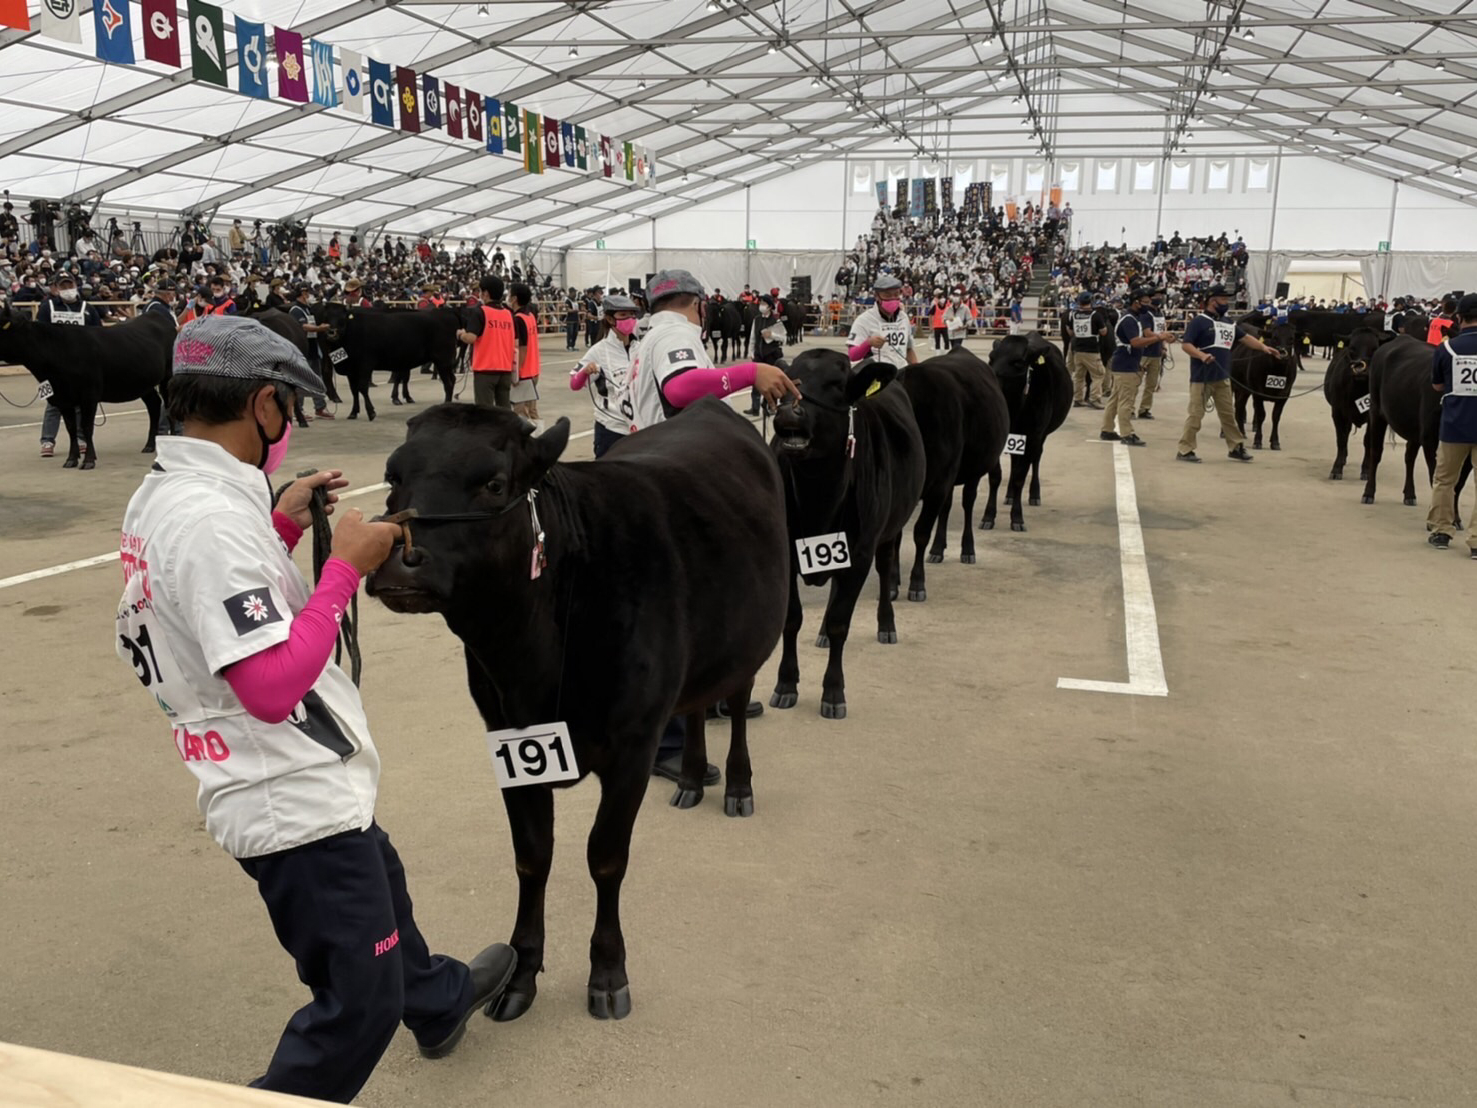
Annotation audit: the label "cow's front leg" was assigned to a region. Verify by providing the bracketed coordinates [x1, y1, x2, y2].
[818, 560, 872, 720]
[586, 747, 655, 1020]
[487, 784, 554, 1022]
[670, 708, 708, 810]
[60, 405, 81, 468]
[770, 569, 803, 708]
[78, 403, 99, 470]
[960, 474, 982, 556]
[875, 542, 899, 643]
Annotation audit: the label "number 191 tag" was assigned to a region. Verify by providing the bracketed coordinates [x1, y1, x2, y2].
[36, 381, 53, 400]
[1005, 433, 1028, 456]
[795, 532, 851, 574]
[487, 722, 580, 788]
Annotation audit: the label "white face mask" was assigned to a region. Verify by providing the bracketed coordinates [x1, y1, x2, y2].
[59, 289, 78, 302]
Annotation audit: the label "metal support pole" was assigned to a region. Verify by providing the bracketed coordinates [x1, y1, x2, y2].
[841, 157, 850, 252]
[650, 216, 657, 276]
[1262, 146, 1283, 301]
[1381, 180, 1399, 299]
[744, 185, 753, 288]
[1154, 155, 1167, 239]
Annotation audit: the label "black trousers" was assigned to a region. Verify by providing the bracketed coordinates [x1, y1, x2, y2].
[933, 326, 949, 350]
[565, 318, 579, 349]
[592, 422, 624, 458]
[239, 823, 472, 1104]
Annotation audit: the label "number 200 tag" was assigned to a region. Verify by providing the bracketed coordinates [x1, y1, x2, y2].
[487, 723, 580, 789]
[795, 533, 851, 573]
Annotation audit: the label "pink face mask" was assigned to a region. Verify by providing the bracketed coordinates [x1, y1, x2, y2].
[263, 420, 291, 476]
[613, 317, 638, 336]
[879, 299, 901, 314]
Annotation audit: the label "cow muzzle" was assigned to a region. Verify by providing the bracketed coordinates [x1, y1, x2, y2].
[772, 400, 813, 454]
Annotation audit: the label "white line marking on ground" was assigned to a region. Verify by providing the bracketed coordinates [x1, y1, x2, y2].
[1, 408, 150, 431]
[1057, 441, 1169, 698]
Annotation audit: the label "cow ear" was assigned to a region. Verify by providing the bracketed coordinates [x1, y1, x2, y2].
[526, 416, 570, 474]
[846, 360, 895, 403]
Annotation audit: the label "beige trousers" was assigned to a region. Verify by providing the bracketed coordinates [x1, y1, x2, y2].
[1102, 371, 1143, 437]
[1177, 380, 1244, 455]
[1137, 357, 1163, 413]
[1427, 440, 1477, 545]
[1070, 350, 1104, 404]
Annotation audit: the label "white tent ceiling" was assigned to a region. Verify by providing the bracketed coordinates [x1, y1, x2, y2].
[2, 0, 1473, 248]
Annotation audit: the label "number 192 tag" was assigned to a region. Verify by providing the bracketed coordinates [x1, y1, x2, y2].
[487, 722, 580, 788]
[1005, 433, 1028, 456]
[795, 532, 851, 574]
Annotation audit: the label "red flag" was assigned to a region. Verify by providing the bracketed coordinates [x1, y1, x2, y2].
[444, 82, 463, 139]
[0, 0, 30, 30]
[395, 66, 420, 133]
[466, 93, 483, 141]
[599, 134, 613, 178]
[141, 0, 180, 65]
[542, 116, 561, 169]
[275, 28, 309, 103]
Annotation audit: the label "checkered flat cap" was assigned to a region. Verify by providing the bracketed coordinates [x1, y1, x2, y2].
[872, 274, 903, 292]
[648, 269, 704, 302]
[173, 316, 325, 399]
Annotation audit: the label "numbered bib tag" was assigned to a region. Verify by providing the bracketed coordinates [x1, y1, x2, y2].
[1355, 394, 1372, 414]
[1005, 433, 1028, 456]
[884, 324, 910, 352]
[1073, 316, 1093, 339]
[795, 532, 851, 574]
[1265, 375, 1288, 390]
[487, 722, 579, 788]
[1212, 321, 1236, 350]
[1453, 354, 1477, 397]
[328, 347, 348, 365]
[36, 381, 53, 400]
[1152, 315, 1166, 334]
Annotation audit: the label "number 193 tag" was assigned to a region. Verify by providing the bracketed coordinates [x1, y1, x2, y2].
[795, 532, 851, 573]
[487, 722, 580, 788]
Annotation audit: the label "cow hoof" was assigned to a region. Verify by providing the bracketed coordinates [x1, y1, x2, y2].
[367, 409, 377, 422]
[1455, 517, 1465, 531]
[770, 690, 798, 710]
[815, 633, 829, 648]
[926, 552, 943, 564]
[62, 458, 79, 469]
[669, 785, 703, 810]
[1404, 496, 1418, 506]
[1361, 495, 1374, 504]
[888, 586, 898, 601]
[1270, 442, 1281, 451]
[960, 553, 976, 564]
[724, 793, 755, 818]
[141, 444, 156, 454]
[391, 396, 402, 406]
[587, 985, 631, 1021]
[1010, 521, 1026, 532]
[403, 395, 415, 405]
[1329, 471, 1342, 480]
[1028, 497, 1041, 507]
[877, 630, 897, 644]
[348, 412, 359, 420]
[80, 458, 96, 471]
[1252, 442, 1263, 451]
[819, 700, 847, 720]
[980, 518, 995, 531]
[487, 989, 534, 1022]
[907, 588, 926, 602]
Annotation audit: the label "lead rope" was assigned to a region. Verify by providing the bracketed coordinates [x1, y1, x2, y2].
[275, 469, 362, 687]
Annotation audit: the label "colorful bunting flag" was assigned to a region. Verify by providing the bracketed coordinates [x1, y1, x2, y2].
[311, 40, 337, 107]
[186, 0, 227, 87]
[524, 109, 543, 173]
[396, 66, 419, 133]
[0, 0, 30, 31]
[421, 73, 440, 129]
[622, 140, 634, 184]
[369, 58, 394, 127]
[483, 97, 501, 152]
[141, 0, 179, 64]
[503, 101, 521, 153]
[542, 115, 560, 169]
[275, 28, 308, 102]
[444, 82, 462, 138]
[40, 0, 82, 45]
[468, 94, 486, 143]
[93, 0, 135, 64]
[560, 121, 575, 169]
[646, 147, 657, 186]
[574, 125, 589, 171]
[599, 134, 613, 178]
[341, 48, 366, 116]
[235, 16, 269, 99]
[634, 145, 647, 184]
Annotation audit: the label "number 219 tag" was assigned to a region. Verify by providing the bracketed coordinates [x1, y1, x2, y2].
[487, 722, 580, 788]
[795, 532, 851, 573]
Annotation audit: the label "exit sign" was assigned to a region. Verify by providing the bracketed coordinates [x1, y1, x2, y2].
[746, 238, 757, 250]
[595, 239, 606, 250]
[1377, 240, 1390, 252]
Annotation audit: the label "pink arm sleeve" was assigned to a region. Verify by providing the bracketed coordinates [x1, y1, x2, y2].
[223, 557, 360, 723]
[661, 362, 758, 409]
[271, 510, 303, 552]
[570, 368, 591, 390]
[848, 341, 873, 361]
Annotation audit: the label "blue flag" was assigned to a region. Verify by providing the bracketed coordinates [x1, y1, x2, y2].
[421, 73, 441, 129]
[369, 58, 394, 127]
[485, 96, 503, 154]
[560, 121, 575, 168]
[92, 0, 135, 64]
[311, 40, 337, 108]
[235, 17, 269, 100]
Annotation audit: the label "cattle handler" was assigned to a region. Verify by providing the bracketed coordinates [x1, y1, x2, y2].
[1176, 283, 1284, 463]
[1426, 293, 1477, 554]
[114, 316, 516, 1103]
[846, 273, 919, 371]
[1064, 291, 1107, 408]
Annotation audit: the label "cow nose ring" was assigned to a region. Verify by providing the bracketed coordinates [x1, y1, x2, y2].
[374, 508, 422, 566]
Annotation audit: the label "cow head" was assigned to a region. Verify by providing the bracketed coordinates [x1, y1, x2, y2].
[367, 405, 571, 614]
[772, 349, 893, 461]
[987, 333, 1052, 381]
[1263, 320, 1299, 364]
[320, 301, 349, 342]
[1338, 328, 1382, 376]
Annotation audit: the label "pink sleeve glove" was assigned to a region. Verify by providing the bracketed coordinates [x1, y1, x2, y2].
[570, 368, 591, 390]
[271, 510, 304, 552]
[223, 557, 360, 723]
[848, 341, 874, 362]
[661, 362, 759, 409]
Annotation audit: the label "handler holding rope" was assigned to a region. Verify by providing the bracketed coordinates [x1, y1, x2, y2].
[113, 316, 515, 1103]
[1175, 283, 1284, 464]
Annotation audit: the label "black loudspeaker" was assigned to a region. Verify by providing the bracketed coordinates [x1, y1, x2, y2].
[791, 276, 812, 300]
[1275, 281, 1290, 298]
[629, 277, 644, 295]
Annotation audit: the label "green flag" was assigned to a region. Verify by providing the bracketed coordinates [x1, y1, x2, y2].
[186, 0, 227, 87]
[503, 100, 521, 154]
[623, 140, 634, 183]
[523, 109, 542, 174]
[574, 125, 589, 171]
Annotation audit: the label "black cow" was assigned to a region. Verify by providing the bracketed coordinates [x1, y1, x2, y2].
[1290, 309, 1386, 352]
[899, 349, 1009, 597]
[0, 308, 172, 469]
[320, 303, 480, 419]
[768, 351, 926, 719]
[707, 300, 745, 362]
[1362, 334, 1443, 507]
[1231, 319, 1301, 450]
[1323, 327, 1384, 481]
[781, 299, 807, 345]
[982, 333, 1073, 532]
[366, 399, 787, 1022]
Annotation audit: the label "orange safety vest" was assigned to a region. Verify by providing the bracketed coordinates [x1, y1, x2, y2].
[931, 301, 946, 328]
[515, 311, 540, 380]
[471, 305, 515, 372]
[207, 298, 234, 315]
[1428, 317, 1454, 345]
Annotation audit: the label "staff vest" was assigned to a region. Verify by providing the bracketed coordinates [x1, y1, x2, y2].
[471, 305, 515, 372]
[930, 302, 946, 327]
[515, 311, 540, 380]
[207, 298, 234, 316]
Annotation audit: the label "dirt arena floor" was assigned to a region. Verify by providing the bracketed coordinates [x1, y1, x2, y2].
[2, 333, 1475, 1106]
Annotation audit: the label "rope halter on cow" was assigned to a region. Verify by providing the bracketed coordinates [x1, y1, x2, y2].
[373, 488, 546, 582]
[779, 391, 857, 459]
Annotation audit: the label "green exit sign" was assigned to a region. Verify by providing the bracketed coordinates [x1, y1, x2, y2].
[746, 238, 757, 250]
[595, 239, 606, 250]
[1377, 240, 1390, 252]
